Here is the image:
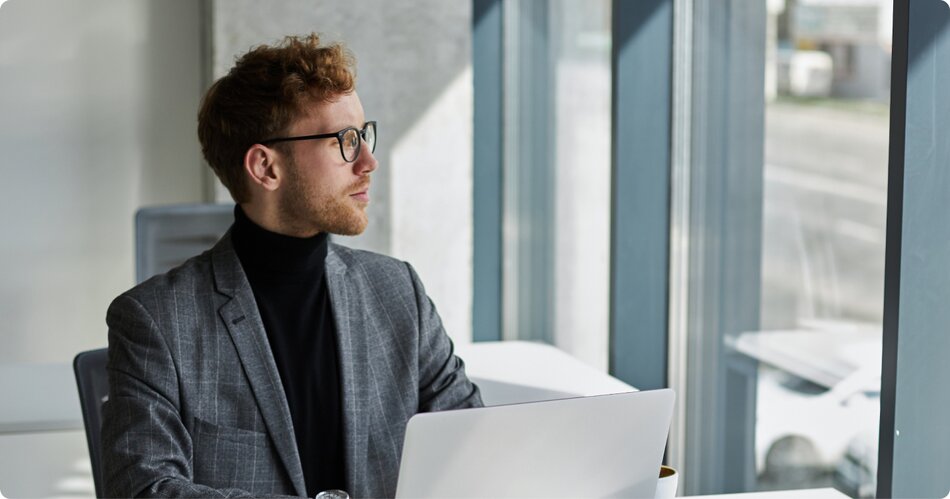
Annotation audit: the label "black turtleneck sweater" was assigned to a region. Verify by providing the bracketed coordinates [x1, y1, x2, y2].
[231, 206, 345, 497]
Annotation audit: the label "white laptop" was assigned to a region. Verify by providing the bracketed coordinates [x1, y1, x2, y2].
[395, 388, 675, 498]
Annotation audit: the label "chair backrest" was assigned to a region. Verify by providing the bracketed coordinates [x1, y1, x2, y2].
[73, 348, 109, 498]
[135, 203, 235, 283]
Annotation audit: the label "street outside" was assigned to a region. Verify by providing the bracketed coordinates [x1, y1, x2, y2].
[762, 97, 889, 331]
[756, 97, 888, 496]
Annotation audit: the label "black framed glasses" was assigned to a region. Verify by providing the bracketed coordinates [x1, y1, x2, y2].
[260, 121, 377, 163]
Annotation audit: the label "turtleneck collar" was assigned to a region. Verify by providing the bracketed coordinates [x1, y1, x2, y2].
[231, 205, 329, 278]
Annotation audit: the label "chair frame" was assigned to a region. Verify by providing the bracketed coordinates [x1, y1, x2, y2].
[73, 348, 109, 498]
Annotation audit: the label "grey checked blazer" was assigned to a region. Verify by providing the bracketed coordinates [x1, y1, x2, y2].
[101, 231, 482, 498]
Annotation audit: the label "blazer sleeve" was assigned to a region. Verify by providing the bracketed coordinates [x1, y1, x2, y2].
[101, 294, 259, 498]
[406, 262, 484, 412]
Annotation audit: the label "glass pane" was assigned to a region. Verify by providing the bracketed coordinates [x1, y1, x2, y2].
[755, 0, 888, 496]
[502, 0, 612, 370]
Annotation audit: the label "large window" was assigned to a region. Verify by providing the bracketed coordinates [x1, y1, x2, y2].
[670, 1, 890, 496]
[481, 0, 899, 495]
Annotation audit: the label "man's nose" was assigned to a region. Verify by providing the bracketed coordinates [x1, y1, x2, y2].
[354, 140, 378, 175]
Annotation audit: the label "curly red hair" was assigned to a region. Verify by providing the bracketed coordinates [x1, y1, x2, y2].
[197, 33, 356, 202]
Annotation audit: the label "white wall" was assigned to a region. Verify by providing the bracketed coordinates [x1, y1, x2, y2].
[212, 0, 475, 344]
[0, 1, 205, 496]
[0, 0, 206, 364]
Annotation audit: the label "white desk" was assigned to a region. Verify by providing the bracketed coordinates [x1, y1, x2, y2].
[455, 340, 635, 406]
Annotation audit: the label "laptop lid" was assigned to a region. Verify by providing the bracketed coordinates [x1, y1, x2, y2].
[395, 388, 675, 498]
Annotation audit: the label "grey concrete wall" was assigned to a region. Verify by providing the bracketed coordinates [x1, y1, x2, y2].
[0, 0, 206, 363]
[211, 0, 474, 343]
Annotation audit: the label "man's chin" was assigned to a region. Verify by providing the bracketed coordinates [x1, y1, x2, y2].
[326, 213, 368, 237]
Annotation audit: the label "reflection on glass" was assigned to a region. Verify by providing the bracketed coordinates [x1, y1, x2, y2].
[753, 0, 890, 496]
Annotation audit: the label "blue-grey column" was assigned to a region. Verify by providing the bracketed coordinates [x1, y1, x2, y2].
[609, 0, 673, 390]
[878, 1, 950, 497]
[472, 0, 504, 342]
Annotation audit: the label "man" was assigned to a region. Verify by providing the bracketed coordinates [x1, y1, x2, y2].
[101, 34, 482, 498]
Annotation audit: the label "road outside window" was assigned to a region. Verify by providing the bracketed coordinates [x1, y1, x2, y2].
[752, 1, 890, 496]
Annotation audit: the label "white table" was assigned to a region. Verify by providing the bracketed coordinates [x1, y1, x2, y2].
[455, 340, 635, 406]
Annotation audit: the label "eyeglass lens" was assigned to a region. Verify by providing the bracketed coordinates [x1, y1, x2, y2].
[342, 129, 360, 162]
[364, 123, 376, 153]
[341, 123, 377, 162]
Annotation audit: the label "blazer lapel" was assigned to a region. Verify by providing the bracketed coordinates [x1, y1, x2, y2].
[326, 245, 369, 492]
[211, 233, 307, 497]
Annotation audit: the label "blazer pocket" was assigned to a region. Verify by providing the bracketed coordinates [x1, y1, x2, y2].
[191, 417, 284, 493]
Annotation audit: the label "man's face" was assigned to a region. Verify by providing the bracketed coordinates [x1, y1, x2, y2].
[276, 92, 377, 236]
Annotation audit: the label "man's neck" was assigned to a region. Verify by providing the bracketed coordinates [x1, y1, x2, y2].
[239, 201, 320, 238]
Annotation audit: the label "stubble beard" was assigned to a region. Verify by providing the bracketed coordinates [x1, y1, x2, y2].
[280, 162, 368, 236]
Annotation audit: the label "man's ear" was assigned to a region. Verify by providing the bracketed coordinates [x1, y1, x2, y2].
[243, 144, 283, 193]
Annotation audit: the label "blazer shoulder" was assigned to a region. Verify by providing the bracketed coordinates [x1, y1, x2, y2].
[113, 248, 215, 309]
[329, 242, 411, 274]
[328, 243, 422, 300]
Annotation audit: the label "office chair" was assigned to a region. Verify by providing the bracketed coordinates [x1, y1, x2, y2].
[135, 203, 235, 283]
[73, 348, 109, 498]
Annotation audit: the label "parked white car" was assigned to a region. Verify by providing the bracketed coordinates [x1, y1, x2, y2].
[733, 325, 881, 490]
[755, 364, 880, 485]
